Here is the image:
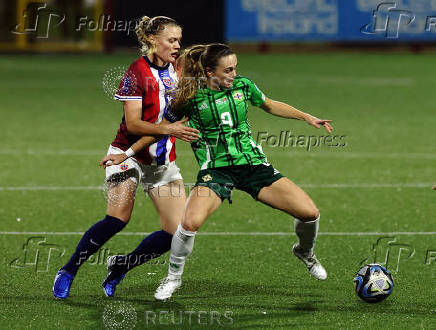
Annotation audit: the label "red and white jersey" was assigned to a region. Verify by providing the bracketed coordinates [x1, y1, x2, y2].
[111, 56, 178, 165]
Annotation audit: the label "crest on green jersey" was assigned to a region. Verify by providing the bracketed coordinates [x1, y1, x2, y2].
[202, 174, 213, 182]
[232, 91, 244, 102]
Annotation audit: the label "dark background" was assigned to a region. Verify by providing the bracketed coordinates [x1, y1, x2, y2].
[110, 0, 225, 48]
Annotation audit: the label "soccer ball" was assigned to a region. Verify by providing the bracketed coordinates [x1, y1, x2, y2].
[353, 263, 394, 303]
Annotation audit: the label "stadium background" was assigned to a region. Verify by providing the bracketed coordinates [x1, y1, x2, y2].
[1, 0, 435, 329]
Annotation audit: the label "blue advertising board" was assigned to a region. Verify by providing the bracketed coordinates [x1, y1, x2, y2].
[226, 0, 436, 42]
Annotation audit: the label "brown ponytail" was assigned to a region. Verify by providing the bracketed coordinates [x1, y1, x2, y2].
[172, 43, 235, 110]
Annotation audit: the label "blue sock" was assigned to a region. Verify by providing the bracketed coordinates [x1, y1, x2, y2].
[117, 230, 173, 273]
[62, 215, 126, 275]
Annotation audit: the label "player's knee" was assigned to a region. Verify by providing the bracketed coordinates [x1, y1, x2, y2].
[182, 213, 202, 232]
[107, 207, 132, 223]
[182, 220, 200, 232]
[297, 207, 319, 222]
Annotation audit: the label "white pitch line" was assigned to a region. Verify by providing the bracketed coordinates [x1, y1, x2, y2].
[0, 183, 433, 191]
[0, 150, 435, 159]
[0, 186, 103, 191]
[0, 231, 434, 236]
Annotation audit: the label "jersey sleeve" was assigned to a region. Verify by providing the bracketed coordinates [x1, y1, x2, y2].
[114, 62, 143, 101]
[247, 79, 266, 107]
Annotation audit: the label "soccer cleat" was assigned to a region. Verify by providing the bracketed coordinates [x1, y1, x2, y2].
[154, 277, 182, 301]
[53, 269, 75, 299]
[102, 255, 126, 297]
[292, 243, 327, 280]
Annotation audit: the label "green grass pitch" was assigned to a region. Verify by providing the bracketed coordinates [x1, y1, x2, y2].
[0, 53, 435, 329]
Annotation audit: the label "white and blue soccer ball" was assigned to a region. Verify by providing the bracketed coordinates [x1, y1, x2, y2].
[353, 263, 394, 303]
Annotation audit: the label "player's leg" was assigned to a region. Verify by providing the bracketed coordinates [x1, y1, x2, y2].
[53, 147, 139, 299]
[257, 177, 326, 280]
[155, 185, 222, 300]
[102, 164, 186, 297]
[106, 179, 185, 273]
[53, 178, 137, 299]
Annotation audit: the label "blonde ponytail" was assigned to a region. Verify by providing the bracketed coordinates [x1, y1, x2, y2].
[135, 15, 181, 56]
[136, 16, 152, 55]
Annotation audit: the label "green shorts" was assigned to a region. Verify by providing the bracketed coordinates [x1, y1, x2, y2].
[195, 163, 284, 203]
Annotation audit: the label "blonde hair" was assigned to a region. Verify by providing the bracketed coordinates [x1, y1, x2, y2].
[172, 43, 235, 110]
[136, 16, 181, 55]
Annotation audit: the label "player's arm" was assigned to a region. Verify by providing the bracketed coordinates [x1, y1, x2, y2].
[124, 100, 199, 141]
[100, 118, 190, 167]
[260, 97, 333, 133]
[100, 135, 157, 167]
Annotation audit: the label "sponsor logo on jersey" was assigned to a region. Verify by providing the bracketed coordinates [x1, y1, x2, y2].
[120, 163, 129, 171]
[199, 102, 208, 111]
[202, 174, 213, 182]
[232, 91, 244, 101]
[215, 97, 228, 105]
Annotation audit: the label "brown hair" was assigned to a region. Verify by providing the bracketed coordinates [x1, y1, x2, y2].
[136, 16, 181, 55]
[172, 43, 235, 110]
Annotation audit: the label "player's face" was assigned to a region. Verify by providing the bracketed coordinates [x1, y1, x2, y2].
[208, 54, 237, 90]
[153, 25, 182, 65]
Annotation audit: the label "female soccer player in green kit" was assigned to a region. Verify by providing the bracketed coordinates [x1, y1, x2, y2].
[102, 43, 333, 301]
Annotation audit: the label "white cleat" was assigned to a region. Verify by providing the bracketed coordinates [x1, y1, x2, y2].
[154, 277, 182, 301]
[293, 243, 327, 280]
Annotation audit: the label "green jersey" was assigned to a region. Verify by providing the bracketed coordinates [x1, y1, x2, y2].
[166, 76, 268, 169]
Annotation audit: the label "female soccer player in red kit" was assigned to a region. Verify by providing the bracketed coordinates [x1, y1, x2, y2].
[53, 16, 199, 299]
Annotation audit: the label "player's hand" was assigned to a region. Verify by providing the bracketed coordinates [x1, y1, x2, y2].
[165, 118, 200, 142]
[305, 115, 333, 133]
[433, 185, 436, 190]
[100, 153, 128, 168]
